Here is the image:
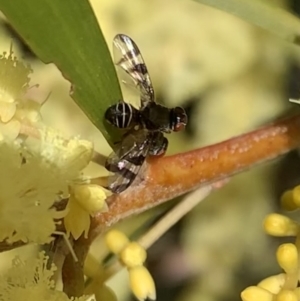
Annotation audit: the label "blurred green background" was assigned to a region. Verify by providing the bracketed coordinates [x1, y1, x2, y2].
[1, 0, 300, 300]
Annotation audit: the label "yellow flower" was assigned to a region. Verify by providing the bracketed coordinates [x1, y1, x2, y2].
[105, 230, 156, 300]
[0, 251, 94, 301]
[73, 184, 110, 216]
[0, 47, 31, 122]
[25, 127, 93, 178]
[263, 213, 298, 237]
[64, 185, 110, 240]
[25, 127, 97, 240]
[258, 273, 286, 294]
[64, 193, 91, 240]
[276, 243, 298, 275]
[120, 242, 147, 268]
[105, 229, 130, 255]
[0, 47, 40, 143]
[0, 143, 70, 244]
[0, 50, 105, 243]
[129, 266, 156, 301]
[241, 286, 273, 301]
[281, 186, 300, 211]
[0, 124, 95, 244]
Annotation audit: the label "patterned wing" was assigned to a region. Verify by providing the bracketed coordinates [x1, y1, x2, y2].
[105, 129, 151, 193]
[113, 34, 155, 108]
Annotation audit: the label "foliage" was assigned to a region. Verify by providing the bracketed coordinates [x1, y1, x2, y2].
[0, 0, 300, 301]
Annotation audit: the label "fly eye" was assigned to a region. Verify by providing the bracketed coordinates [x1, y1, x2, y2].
[173, 107, 187, 132]
[174, 122, 186, 132]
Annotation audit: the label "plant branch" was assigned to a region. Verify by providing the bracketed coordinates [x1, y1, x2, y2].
[102, 181, 227, 281]
[1, 113, 300, 255]
[90, 113, 300, 241]
[62, 236, 89, 297]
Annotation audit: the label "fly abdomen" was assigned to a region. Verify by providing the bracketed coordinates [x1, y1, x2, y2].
[105, 101, 137, 129]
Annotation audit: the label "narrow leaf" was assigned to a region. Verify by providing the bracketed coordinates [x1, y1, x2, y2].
[0, 0, 122, 145]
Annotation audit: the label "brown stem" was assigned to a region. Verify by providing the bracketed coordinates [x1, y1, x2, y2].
[62, 236, 89, 297]
[1, 114, 300, 254]
[90, 113, 300, 240]
[0, 240, 24, 251]
[102, 181, 227, 282]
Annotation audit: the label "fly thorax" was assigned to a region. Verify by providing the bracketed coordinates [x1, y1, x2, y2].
[141, 103, 171, 132]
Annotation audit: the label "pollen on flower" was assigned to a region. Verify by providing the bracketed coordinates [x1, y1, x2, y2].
[15, 98, 43, 124]
[0, 47, 32, 122]
[0, 47, 32, 102]
[0, 140, 91, 244]
[0, 251, 56, 299]
[26, 127, 93, 176]
[0, 251, 94, 301]
[0, 45, 46, 144]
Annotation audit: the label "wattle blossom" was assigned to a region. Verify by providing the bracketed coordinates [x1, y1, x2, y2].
[0, 47, 104, 244]
[105, 230, 156, 301]
[0, 43, 112, 300]
[64, 184, 110, 240]
[0, 251, 94, 301]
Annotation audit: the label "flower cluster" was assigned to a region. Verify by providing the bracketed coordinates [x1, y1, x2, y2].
[0, 143, 67, 244]
[0, 251, 94, 301]
[0, 47, 110, 245]
[0, 47, 40, 141]
[105, 229, 156, 301]
[241, 185, 300, 301]
[0, 44, 113, 300]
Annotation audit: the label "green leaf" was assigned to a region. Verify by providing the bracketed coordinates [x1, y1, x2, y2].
[194, 0, 300, 47]
[0, 0, 122, 146]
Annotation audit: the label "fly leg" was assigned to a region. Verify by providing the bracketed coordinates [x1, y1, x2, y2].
[149, 132, 168, 156]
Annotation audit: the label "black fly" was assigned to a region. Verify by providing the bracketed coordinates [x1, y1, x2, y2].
[105, 34, 187, 193]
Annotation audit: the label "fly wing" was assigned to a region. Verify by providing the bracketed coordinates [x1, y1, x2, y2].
[105, 129, 151, 193]
[113, 34, 155, 108]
